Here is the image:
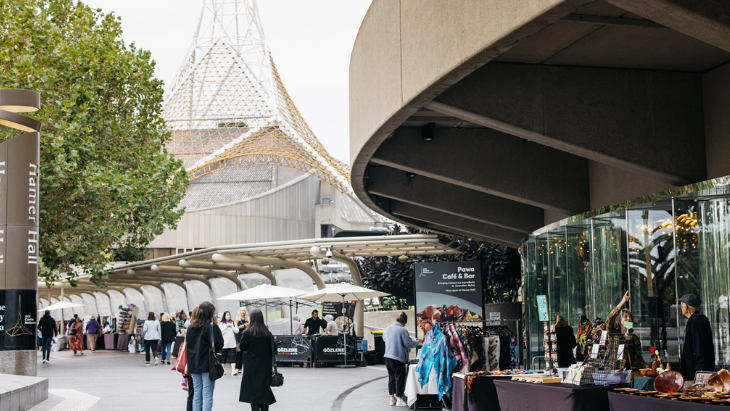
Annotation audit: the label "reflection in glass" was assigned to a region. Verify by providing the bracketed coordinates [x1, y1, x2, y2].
[567, 225, 592, 325]
[593, 212, 628, 319]
[548, 229, 569, 323]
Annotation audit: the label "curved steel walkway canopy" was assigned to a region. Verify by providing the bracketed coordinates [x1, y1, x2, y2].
[42, 234, 458, 335]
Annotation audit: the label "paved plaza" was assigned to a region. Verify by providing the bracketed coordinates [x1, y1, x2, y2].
[29, 350, 397, 411]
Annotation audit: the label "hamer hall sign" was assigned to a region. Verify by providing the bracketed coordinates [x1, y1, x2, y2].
[0, 89, 41, 351]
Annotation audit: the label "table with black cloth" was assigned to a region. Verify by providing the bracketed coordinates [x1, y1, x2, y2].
[452, 374, 512, 411]
[94, 333, 106, 350]
[494, 379, 623, 411]
[631, 376, 656, 390]
[103, 333, 118, 350]
[609, 391, 727, 410]
[171, 335, 184, 358]
[115, 333, 130, 350]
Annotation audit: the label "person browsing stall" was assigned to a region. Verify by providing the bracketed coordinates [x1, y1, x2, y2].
[304, 310, 327, 335]
[607, 291, 649, 377]
[679, 294, 715, 381]
[383, 312, 419, 407]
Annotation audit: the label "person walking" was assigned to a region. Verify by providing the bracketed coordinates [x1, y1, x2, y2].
[85, 315, 101, 353]
[184, 307, 199, 411]
[38, 310, 57, 363]
[143, 312, 161, 366]
[239, 309, 276, 411]
[219, 311, 239, 375]
[160, 313, 177, 365]
[235, 308, 248, 374]
[678, 294, 715, 381]
[186, 301, 224, 411]
[383, 312, 418, 407]
[69, 316, 85, 356]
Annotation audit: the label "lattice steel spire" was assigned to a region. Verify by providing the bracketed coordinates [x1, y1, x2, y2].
[164, 0, 351, 192]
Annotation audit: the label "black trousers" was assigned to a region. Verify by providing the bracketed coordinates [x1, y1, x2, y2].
[186, 375, 194, 411]
[385, 358, 407, 397]
[250, 405, 269, 411]
[235, 349, 246, 369]
[145, 340, 158, 363]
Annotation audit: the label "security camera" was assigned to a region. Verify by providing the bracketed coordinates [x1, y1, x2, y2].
[325, 249, 333, 258]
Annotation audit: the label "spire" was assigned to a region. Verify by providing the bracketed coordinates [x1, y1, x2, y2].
[163, 0, 350, 192]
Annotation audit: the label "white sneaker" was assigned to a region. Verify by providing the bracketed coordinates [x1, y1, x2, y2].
[395, 398, 407, 407]
[389, 396, 396, 406]
[41, 359, 47, 364]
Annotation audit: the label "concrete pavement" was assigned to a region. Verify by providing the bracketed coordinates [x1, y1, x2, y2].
[29, 350, 398, 411]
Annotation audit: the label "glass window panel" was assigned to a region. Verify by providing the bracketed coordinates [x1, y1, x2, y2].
[628, 206, 676, 363]
[567, 225, 593, 325]
[695, 198, 730, 369]
[593, 211, 629, 320]
[548, 228, 569, 324]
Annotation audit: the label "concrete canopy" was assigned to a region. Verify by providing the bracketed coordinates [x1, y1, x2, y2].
[349, 0, 730, 246]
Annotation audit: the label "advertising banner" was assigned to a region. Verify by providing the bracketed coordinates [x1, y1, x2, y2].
[322, 301, 355, 334]
[274, 335, 312, 363]
[415, 261, 484, 338]
[314, 335, 356, 363]
[0, 289, 37, 350]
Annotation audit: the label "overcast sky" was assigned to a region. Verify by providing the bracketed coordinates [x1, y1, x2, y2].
[81, 0, 372, 164]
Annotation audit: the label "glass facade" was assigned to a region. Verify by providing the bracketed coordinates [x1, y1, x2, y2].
[522, 176, 730, 370]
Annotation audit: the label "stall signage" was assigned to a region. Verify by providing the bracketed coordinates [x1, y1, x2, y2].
[274, 335, 311, 363]
[537, 295, 549, 321]
[414, 261, 484, 338]
[322, 301, 355, 334]
[315, 335, 356, 363]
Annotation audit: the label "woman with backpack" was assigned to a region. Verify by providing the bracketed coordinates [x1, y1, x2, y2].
[239, 309, 276, 411]
[186, 301, 224, 411]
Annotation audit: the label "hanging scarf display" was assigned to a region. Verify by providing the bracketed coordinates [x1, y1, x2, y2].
[416, 325, 458, 400]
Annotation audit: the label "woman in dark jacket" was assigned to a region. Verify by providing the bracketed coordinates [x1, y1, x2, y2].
[160, 313, 177, 365]
[239, 309, 276, 411]
[186, 302, 224, 411]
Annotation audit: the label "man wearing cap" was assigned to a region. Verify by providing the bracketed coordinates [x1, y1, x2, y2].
[679, 294, 715, 381]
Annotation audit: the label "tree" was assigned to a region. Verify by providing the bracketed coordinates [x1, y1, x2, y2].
[0, 0, 189, 285]
[357, 225, 521, 309]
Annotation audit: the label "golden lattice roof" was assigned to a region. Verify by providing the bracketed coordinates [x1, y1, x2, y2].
[163, 0, 350, 192]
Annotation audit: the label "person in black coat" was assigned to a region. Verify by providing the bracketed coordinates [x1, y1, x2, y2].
[160, 313, 177, 365]
[554, 315, 576, 367]
[679, 294, 715, 381]
[239, 309, 276, 411]
[38, 310, 57, 363]
[186, 302, 224, 411]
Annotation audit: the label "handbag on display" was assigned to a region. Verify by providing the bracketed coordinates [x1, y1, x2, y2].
[208, 323, 224, 381]
[172, 337, 188, 374]
[270, 336, 284, 387]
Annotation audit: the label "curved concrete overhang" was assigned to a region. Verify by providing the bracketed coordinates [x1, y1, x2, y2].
[350, 0, 730, 247]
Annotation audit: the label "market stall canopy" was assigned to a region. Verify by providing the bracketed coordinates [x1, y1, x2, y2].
[297, 282, 390, 302]
[39, 301, 85, 311]
[217, 284, 308, 301]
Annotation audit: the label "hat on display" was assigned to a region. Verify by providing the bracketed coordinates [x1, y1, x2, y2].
[678, 294, 701, 308]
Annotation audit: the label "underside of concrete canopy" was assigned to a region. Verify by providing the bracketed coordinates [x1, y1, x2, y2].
[42, 235, 458, 336]
[349, 0, 730, 247]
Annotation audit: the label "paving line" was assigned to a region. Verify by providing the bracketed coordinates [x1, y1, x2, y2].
[45, 389, 100, 411]
[330, 375, 387, 411]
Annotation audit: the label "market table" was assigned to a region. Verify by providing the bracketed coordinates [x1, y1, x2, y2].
[103, 333, 117, 350]
[632, 376, 656, 390]
[609, 391, 726, 410]
[115, 333, 130, 351]
[494, 379, 622, 411]
[452, 374, 512, 411]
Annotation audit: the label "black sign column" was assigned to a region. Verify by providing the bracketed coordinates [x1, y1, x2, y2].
[0, 89, 41, 376]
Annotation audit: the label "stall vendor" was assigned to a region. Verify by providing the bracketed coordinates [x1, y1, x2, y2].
[607, 291, 649, 375]
[679, 294, 715, 382]
[304, 310, 327, 336]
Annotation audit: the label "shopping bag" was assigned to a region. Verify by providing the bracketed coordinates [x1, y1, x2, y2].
[181, 376, 189, 391]
[172, 341, 188, 374]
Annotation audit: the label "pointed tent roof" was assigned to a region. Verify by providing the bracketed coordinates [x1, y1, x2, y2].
[163, 0, 350, 192]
